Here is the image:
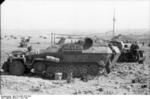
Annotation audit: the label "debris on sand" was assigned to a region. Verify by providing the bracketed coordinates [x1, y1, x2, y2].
[97, 88, 104, 92]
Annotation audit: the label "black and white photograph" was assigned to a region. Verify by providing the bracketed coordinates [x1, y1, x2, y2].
[0, 0, 150, 97]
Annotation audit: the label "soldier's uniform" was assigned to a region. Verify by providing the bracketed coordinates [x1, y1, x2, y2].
[130, 42, 140, 61]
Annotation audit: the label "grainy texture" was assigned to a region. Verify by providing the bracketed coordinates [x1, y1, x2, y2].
[0, 34, 150, 95]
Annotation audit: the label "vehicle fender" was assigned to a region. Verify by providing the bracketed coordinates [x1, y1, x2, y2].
[9, 56, 25, 63]
[110, 46, 121, 65]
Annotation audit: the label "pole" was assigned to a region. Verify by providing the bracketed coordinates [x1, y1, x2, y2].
[51, 33, 53, 45]
[113, 9, 116, 37]
[54, 33, 55, 44]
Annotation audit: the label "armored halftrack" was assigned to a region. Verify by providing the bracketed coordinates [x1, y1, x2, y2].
[2, 37, 120, 79]
[109, 40, 145, 63]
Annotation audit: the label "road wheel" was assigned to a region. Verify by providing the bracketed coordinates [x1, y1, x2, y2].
[33, 62, 46, 75]
[88, 64, 99, 76]
[2, 61, 9, 72]
[9, 60, 25, 76]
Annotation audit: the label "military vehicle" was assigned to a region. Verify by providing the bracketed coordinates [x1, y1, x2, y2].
[2, 37, 120, 79]
[109, 39, 145, 63]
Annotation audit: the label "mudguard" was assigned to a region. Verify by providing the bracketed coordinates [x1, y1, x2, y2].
[110, 46, 121, 65]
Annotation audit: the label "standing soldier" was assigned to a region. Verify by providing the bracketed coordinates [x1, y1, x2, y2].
[142, 42, 145, 46]
[130, 41, 140, 61]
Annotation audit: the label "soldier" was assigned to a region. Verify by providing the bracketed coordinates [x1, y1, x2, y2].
[130, 41, 139, 52]
[130, 41, 140, 61]
[142, 42, 145, 46]
[26, 45, 34, 62]
[27, 45, 33, 52]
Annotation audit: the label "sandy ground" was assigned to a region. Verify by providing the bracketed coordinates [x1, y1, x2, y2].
[0, 34, 150, 95]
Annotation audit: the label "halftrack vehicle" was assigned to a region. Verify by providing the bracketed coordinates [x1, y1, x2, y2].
[109, 40, 145, 63]
[2, 37, 120, 79]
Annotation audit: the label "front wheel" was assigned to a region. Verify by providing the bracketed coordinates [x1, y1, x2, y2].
[2, 61, 9, 72]
[9, 60, 25, 76]
[33, 62, 46, 75]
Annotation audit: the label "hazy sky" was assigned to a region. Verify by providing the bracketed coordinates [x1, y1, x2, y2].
[1, 0, 150, 33]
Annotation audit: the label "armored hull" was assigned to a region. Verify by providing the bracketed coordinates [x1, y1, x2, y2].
[2, 37, 120, 79]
